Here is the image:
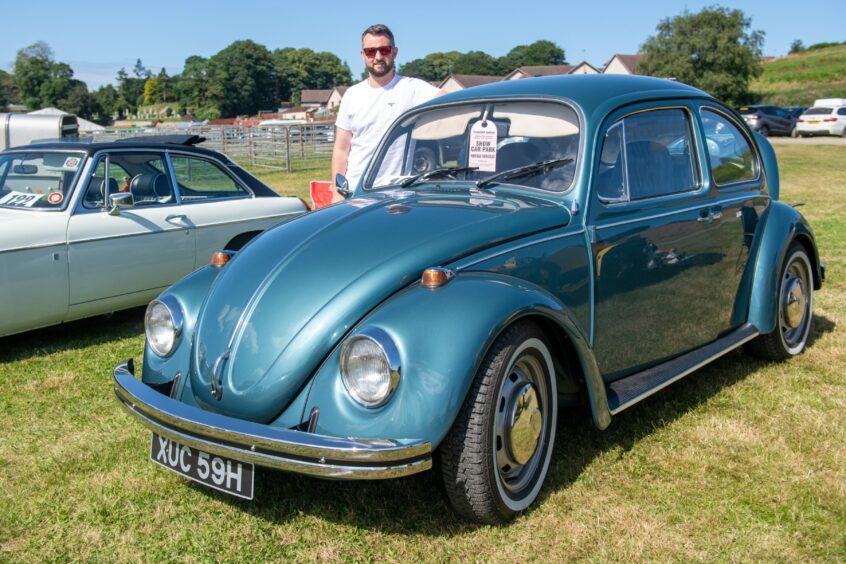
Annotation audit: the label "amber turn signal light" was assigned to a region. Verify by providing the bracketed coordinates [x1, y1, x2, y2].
[421, 267, 455, 288]
[210, 250, 235, 268]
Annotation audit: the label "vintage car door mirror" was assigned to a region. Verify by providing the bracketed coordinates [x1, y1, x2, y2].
[335, 173, 352, 199]
[108, 192, 134, 216]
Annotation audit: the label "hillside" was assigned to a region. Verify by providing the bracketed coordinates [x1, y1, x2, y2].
[751, 44, 846, 105]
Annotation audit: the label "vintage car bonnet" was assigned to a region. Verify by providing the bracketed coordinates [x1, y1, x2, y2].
[190, 191, 569, 422]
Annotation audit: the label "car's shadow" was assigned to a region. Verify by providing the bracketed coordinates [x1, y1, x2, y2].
[193, 314, 836, 533]
[0, 307, 145, 364]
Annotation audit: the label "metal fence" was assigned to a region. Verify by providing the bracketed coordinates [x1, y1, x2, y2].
[96, 123, 335, 173]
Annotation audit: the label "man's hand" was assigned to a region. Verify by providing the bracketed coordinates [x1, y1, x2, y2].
[331, 127, 353, 202]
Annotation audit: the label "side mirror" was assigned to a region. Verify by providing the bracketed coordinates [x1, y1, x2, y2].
[335, 173, 352, 199]
[108, 192, 134, 216]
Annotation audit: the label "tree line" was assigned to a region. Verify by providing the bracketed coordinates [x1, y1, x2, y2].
[1, 6, 768, 123]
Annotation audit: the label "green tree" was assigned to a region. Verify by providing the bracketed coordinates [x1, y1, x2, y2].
[93, 84, 118, 122]
[789, 39, 805, 54]
[499, 40, 566, 71]
[452, 50, 501, 75]
[207, 40, 277, 117]
[155, 68, 173, 103]
[116, 67, 146, 116]
[400, 51, 461, 81]
[0, 70, 12, 110]
[13, 41, 58, 109]
[176, 55, 210, 113]
[143, 77, 160, 104]
[133, 58, 151, 79]
[273, 47, 351, 102]
[638, 6, 764, 105]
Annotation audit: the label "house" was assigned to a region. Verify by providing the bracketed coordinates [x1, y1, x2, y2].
[328, 86, 348, 110]
[569, 61, 600, 75]
[439, 74, 502, 93]
[603, 54, 642, 75]
[505, 65, 575, 80]
[300, 89, 334, 108]
[280, 106, 318, 121]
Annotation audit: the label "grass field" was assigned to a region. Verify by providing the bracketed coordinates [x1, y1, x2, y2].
[1, 145, 844, 561]
[752, 44, 846, 105]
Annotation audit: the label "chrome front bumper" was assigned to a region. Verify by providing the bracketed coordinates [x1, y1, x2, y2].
[113, 361, 432, 479]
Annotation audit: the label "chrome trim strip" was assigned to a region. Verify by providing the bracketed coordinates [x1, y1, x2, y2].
[0, 241, 66, 255]
[595, 194, 754, 232]
[114, 365, 432, 479]
[457, 228, 585, 270]
[191, 213, 298, 231]
[608, 329, 759, 415]
[67, 227, 190, 246]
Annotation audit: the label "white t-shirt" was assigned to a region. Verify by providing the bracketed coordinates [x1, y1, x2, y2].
[336, 74, 440, 188]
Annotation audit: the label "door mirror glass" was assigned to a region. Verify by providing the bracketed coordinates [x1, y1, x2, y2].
[335, 173, 351, 198]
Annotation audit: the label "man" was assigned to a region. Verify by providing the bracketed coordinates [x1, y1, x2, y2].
[331, 24, 444, 200]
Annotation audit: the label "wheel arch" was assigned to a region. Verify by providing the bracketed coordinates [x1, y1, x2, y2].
[224, 230, 262, 251]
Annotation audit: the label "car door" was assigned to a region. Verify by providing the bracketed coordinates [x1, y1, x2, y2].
[588, 103, 751, 380]
[168, 153, 284, 269]
[65, 151, 195, 316]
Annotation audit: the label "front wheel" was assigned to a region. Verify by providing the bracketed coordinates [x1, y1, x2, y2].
[440, 321, 557, 523]
[747, 242, 814, 360]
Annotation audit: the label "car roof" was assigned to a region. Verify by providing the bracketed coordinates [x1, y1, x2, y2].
[426, 74, 713, 115]
[2, 134, 228, 160]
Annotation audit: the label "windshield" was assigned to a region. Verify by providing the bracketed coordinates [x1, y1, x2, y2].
[366, 101, 580, 192]
[0, 151, 85, 210]
[804, 107, 835, 116]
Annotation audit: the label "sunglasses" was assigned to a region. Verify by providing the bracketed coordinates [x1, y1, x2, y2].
[362, 46, 394, 58]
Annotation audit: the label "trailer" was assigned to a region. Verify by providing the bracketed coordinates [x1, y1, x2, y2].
[1, 113, 79, 150]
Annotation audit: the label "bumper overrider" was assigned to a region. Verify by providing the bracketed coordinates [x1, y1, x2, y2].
[113, 360, 432, 479]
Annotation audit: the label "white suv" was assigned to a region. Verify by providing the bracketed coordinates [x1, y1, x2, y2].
[796, 98, 846, 137]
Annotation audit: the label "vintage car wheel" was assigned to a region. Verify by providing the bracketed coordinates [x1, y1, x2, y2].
[440, 321, 557, 523]
[748, 242, 814, 360]
[412, 146, 436, 173]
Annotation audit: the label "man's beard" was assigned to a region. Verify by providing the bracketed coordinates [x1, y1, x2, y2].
[367, 58, 394, 78]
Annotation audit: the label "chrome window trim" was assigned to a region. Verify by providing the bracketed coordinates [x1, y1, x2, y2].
[699, 105, 763, 188]
[597, 104, 704, 207]
[165, 150, 256, 201]
[362, 95, 586, 195]
[77, 150, 182, 212]
[0, 241, 66, 255]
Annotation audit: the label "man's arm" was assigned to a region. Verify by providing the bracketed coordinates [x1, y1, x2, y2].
[330, 126, 353, 202]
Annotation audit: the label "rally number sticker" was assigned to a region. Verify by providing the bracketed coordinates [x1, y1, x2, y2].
[0, 191, 45, 208]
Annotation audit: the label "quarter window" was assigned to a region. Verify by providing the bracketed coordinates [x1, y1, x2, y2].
[701, 109, 757, 185]
[171, 156, 248, 201]
[597, 108, 698, 203]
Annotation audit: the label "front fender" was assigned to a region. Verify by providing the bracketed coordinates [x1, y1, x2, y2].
[299, 272, 610, 448]
[141, 265, 224, 396]
[748, 201, 821, 334]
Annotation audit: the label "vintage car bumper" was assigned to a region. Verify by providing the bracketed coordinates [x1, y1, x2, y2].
[113, 360, 432, 479]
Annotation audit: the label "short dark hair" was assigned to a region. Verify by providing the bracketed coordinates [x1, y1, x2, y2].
[362, 24, 394, 46]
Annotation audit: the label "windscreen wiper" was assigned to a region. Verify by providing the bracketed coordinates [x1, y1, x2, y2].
[400, 166, 478, 187]
[475, 158, 574, 188]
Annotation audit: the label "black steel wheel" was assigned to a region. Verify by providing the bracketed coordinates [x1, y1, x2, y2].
[440, 321, 557, 523]
[748, 242, 814, 360]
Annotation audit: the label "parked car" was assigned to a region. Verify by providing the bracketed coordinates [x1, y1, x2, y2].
[115, 76, 824, 524]
[784, 106, 808, 119]
[736, 105, 797, 136]
[0, 135, 307, 338]
[796, 98, 846, 137]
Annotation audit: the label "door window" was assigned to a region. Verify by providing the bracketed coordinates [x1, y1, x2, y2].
[597, 108, 699, 202]
[700, 109, 757, 185]
[83, 153, 175, 208]
[171, 156, 248, 201]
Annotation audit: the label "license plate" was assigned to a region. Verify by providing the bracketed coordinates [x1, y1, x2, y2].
[150, 434, 254, 500]
[808, 121, 820, 125]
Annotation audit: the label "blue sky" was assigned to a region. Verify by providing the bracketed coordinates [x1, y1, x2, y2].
[2, 0, 843, 89]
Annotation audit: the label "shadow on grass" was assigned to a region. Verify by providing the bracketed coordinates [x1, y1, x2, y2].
[0, 307, 145, 364]
[188, 313, 836, 535]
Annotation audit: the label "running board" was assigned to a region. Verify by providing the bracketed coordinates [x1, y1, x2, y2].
[606, 324, 759, 415]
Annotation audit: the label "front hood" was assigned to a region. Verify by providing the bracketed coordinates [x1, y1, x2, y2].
[191, 189, 569, 422]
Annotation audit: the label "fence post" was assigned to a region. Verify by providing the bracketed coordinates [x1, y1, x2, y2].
[285, 126, 292, 173]
[222, 127, 227, 154]
[249, 131, 255, 167]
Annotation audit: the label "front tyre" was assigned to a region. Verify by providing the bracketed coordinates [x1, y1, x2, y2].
[440, 321, 557, 523]
[748, 242, 814, 360]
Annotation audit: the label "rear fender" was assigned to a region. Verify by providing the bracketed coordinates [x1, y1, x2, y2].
[747, 201, 821, 334]
[299, 272, 611, 448]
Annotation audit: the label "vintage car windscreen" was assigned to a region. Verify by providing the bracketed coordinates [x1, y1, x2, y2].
[367, 101, 580, 192]
[0, 151, 85, 210]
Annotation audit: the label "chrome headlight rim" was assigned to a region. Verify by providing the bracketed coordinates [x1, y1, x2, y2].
[340, 327, 401, 408]
[144, 295, 184, 358]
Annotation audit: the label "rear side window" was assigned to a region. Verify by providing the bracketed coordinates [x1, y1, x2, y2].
[701, 109, 757, 185]
[596, 108, 699, 202]
[838, 108, 846, 116]
[171, 156, 249, 201]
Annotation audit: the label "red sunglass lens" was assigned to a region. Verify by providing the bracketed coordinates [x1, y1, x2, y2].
[364, 46, 392, 57]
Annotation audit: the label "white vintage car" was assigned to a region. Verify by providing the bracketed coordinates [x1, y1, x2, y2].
[0, 135, 307, 337]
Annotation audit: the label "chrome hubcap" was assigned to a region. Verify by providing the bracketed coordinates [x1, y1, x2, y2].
[494, 352, 547, 495]
[780, 255, 812, 350]
[507, 384, 542, 465]
[784, 277, 805, 328]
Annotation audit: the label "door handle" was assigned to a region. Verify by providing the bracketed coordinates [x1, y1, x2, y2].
[166, 214, 188, 223]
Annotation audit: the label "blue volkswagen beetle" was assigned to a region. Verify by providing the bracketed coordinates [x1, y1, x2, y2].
[114, 75, 824, 523]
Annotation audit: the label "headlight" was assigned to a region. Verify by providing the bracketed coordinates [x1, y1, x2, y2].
[144, 296, 184, 357]
[340, 327, 401, 407]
